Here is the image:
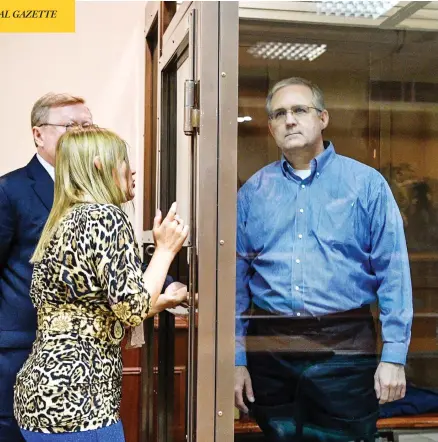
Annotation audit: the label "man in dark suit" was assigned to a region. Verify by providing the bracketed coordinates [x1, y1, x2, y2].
[0, 93, 93, 441]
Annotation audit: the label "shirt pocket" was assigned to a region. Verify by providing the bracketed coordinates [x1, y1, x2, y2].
[316, 197, 361, 245]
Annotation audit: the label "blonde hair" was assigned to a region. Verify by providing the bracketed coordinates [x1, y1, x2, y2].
[32, 126, 130, 262]
[31, 92, 86, 128]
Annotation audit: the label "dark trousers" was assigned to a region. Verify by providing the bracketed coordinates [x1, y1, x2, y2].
[0, 348, 31, 442]
[246, 306, 379, 442]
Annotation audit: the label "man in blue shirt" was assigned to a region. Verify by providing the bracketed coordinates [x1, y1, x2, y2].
[235, 77, 413, 441]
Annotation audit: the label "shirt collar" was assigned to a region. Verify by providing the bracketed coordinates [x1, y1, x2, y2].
[281, 140, 336, 181]
[36, 154, 55, 181]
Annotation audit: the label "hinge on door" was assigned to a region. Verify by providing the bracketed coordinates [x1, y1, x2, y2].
[183, 80, 200, 135]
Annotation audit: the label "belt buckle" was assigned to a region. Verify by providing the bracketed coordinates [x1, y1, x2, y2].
[109, 319, 125, 344]
[50, 314, 73, 333]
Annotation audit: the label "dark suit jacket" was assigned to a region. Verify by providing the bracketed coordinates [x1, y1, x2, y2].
[0, 155, 53, 416]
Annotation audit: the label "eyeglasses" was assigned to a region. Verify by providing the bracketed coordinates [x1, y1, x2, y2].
[269, 105, 323, 123]
[37, 122, 94, 131]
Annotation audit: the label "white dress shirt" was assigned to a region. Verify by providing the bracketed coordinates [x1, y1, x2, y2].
[36, 154, 55, 181]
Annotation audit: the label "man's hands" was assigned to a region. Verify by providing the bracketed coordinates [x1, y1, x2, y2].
[374, 361, 406, 404]
[235, 366, 255, 413]
[235, 361, 405, 414]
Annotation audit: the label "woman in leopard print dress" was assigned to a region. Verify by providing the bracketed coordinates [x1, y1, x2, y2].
[14, 126, 189, 441]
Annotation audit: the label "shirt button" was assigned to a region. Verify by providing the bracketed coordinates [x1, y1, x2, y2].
[298, 234, 303, 239]
[297, 312, 301, 317]
[296, 259, 300, 264]
[295, 285, 300, 291]
[299, 209, 304, 213]
[316, 172, 320, 177]
[301, 184, 305, 189]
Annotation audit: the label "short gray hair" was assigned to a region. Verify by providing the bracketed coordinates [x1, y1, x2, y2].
[265, 77, 325, 116]
[31, 92, 86, 128]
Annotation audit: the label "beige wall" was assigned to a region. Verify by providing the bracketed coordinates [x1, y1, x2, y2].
[0, 1, 146, 236]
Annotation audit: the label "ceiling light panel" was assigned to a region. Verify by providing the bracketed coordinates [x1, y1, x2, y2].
[237, 116, 252, 123]
[247, 42, 327, 62]
[316, 1, 399, 20]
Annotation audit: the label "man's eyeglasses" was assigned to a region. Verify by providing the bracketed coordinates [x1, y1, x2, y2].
[269, 105, 323, 123]
[37, 122, 94, 131]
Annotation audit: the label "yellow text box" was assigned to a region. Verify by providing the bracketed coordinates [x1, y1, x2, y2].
[0, 0, 75, 33]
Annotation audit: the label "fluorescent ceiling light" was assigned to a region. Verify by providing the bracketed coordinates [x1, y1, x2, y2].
[237, 116, 252, 123]
[316, 1, 399, 20]
[248, 42, 327, 62]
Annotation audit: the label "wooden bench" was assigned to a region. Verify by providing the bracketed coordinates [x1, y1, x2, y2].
[377, 413, 438, 441]
[377, 413, 438, 430]
[235, 414, 438, 441]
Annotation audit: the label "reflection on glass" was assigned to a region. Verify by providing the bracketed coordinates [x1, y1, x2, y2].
[235, 18, 438, 442]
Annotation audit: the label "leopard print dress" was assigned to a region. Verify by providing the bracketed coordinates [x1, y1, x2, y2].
[14, 203, 151, 433]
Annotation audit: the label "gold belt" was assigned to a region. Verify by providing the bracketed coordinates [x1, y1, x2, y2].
[37, 305, 125, 345]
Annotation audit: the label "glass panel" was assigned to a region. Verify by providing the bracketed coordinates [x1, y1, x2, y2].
[156, 48, 192, 442]
[374, 47, 438, 398]
[176, 56, 191, 232]
[234, 12, 438, 441]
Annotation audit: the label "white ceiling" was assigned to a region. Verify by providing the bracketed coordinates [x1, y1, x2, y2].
[239, 1, 438, 31]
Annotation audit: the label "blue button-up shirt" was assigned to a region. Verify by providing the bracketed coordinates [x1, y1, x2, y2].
[236, 142, 413, 366]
